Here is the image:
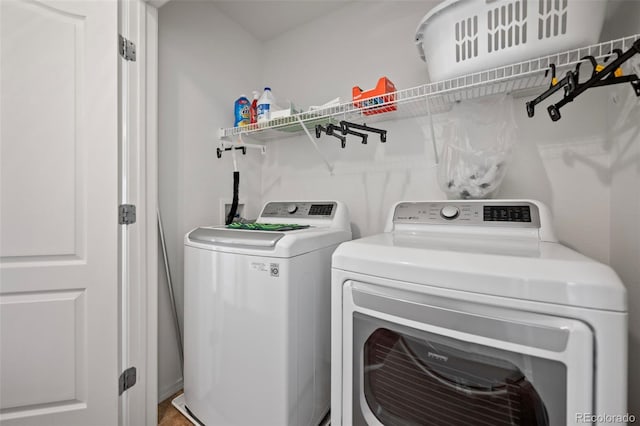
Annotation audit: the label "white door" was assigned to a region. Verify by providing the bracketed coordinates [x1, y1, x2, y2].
[0, 1, 119, 425]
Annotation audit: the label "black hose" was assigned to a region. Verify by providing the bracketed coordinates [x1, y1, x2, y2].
[225, 171, 240, 225]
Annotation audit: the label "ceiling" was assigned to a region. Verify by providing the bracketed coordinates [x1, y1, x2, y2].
[152, 0, 354, 41]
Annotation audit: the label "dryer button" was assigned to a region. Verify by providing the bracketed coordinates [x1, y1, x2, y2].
[440, 205, 460, 220]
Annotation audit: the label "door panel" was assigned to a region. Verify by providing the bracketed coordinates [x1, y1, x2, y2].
[0, 291, 85, 410]
[0, 0, 83, 259]
[0, 0, 118, 425]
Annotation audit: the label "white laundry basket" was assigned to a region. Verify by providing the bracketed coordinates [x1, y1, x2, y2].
[415, 0, 608, 81]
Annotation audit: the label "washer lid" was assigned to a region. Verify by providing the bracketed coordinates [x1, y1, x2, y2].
[188, 227, 285, 248]
[185, 226, 352, 258]
[332, 232, 627, 312]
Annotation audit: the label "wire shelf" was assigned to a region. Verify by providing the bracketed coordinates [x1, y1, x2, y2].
[218, 34, 639, 142]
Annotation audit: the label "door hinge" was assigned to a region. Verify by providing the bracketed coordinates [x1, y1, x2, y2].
[119, 204, 137, 225]
[119, 366, 137, 395]
[119, 34, 136, 62]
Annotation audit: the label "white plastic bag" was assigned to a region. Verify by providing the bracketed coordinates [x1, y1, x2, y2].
[437, 95, 517, 199]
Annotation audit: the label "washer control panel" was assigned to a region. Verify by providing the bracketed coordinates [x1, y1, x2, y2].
[261, 201, 336, 219]
[393, 201, 540, 228]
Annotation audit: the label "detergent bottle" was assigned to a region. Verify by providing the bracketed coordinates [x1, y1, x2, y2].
[250, 91, 259, 124]
[257, 87, 275, 123]
[234, 95, 250, 127]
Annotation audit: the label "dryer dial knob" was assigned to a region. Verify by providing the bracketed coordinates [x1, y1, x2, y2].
[287, 204, 298, 214]
[440, 205, 459, 220]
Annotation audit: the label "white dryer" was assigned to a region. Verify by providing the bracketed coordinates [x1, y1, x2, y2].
[331, 200, 627, 426]
[184, 201, 351, 426]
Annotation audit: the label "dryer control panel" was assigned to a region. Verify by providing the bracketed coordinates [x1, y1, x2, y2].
[393, 201, 541, 228]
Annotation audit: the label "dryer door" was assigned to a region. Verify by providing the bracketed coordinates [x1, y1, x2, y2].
[342, 281, 593, 426]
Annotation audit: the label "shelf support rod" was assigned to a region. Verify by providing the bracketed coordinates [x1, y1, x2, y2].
[296, 117, 334, 174]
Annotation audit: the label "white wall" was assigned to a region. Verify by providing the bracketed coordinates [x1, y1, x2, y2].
[262, 1, 441, 239]
[157, 0, 263, 400]
[157, 0, 640, 412]
[261, 1, 614, 262]
[604, 0, 640, 415]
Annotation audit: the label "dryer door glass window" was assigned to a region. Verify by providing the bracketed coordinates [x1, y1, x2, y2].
[353, 314, 566, 426]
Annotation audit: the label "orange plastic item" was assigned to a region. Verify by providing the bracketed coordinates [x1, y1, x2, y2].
[352, 76, 397, 116]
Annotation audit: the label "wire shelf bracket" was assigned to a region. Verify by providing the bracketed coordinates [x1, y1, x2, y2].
[296, 117, 334, 174]
[216, 135, 266, 159]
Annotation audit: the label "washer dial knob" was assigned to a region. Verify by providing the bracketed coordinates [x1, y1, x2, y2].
[440, 205, 459, 220]
[287, 204, 298, 214]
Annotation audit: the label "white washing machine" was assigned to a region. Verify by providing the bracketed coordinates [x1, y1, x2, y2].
[331, 200, 628, 426]
[183, 201, 351, 426]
